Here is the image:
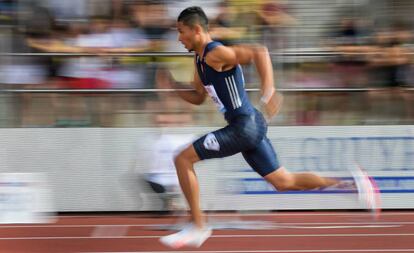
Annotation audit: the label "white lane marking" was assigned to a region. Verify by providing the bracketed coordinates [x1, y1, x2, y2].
[0, 222, 409, 229]
[91, 225, 129, 238]
[59, 211, 414, 218]
[274, 225, 401, 229]
[80, 249, 414, 253]
[0, 233, 414, 240]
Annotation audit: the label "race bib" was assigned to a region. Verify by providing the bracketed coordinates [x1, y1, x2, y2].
[205, 84, 226, 113]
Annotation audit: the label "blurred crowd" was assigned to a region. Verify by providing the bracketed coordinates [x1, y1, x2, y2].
[0, 0, 299, 90]
[0, 0, 412, 127]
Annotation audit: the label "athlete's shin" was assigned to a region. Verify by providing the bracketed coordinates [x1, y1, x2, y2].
[291, 173, 339, 190]
[174, 152, 205, 229]
[265, 167, 338, 191]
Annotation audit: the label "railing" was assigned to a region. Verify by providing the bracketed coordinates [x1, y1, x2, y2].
[2, 50, 413, 57]
[0, 50, 412, 127]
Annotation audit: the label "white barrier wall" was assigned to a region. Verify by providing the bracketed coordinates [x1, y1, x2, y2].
[0, 126, 413, 212]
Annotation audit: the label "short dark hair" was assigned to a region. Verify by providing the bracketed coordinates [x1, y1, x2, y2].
[177, 6, 208, 31]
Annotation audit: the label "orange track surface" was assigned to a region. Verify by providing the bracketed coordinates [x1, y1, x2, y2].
[1, 211, 414, 253]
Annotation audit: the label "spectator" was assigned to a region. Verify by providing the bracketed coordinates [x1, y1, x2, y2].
[367, 23, 413, 122]
[209, 0, 246, 46]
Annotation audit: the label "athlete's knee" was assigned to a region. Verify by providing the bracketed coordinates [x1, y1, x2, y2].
[173, 152, 188, 168]
[264, 167, 296, 192]
[173, 145, 199, 167]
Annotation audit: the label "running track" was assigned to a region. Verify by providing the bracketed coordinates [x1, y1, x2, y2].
[1, 211, 414, 253]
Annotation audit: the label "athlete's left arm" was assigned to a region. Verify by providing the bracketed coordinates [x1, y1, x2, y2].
[207, 45, 282, 118]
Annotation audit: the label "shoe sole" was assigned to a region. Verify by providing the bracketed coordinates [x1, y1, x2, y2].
[351, 163, 382, 219]
[160, 228, 212, 249]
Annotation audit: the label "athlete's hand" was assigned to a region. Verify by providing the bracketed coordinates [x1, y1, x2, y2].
[261, 91, 283, 119]
[156, 68, 175, 89]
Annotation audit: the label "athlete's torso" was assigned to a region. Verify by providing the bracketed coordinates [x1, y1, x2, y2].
[195, 41, 255, 122]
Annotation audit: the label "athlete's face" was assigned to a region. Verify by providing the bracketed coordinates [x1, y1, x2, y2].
[177, 22, 198, 52]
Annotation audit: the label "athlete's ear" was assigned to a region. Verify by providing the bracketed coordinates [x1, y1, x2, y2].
[194, 24, 203, 35]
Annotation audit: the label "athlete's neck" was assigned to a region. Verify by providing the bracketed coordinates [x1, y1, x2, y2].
[195, 35, 213, 57]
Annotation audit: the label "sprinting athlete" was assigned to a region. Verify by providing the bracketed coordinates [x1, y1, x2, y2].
[160, 6, 378, 249]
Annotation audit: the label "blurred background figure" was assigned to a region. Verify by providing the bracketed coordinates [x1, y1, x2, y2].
[0, 1, 55, 127]
[366, 21, 414, 123]
[256, 0, 296, 52]
[209, 1, 246, 46]
[328, 16, 374, 88]
[136, 112, 195, 212]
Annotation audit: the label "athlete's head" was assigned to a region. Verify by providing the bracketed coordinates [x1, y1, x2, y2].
[177, 6, 209, 52]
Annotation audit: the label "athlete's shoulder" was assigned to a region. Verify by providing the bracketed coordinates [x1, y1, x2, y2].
[206, 44, 237, 67]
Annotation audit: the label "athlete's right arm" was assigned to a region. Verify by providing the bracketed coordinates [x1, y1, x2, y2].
[172, 67, 207, 105]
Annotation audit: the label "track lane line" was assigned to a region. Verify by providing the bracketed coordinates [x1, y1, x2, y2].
[0, 233, 414, 240]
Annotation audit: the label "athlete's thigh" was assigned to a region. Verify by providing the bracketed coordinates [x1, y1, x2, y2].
[193, 125, 250, 160]
[242, 137, 280, 177]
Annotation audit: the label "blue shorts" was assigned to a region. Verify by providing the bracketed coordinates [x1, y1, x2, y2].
[193, 110, 280, 177]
